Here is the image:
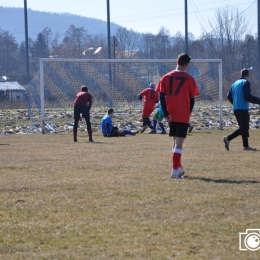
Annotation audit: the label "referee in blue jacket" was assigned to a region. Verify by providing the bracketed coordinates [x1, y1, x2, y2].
[223, 68, 260, 151]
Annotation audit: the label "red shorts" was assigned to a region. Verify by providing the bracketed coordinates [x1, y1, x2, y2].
[142, 106, 154, 117]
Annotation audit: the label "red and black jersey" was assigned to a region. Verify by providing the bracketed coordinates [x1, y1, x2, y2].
[156, 70, 199, 123]
[140, 88, 159, 109]
[74, 92, 93, 107]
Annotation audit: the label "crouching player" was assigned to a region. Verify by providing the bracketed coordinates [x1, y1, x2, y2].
[150, 101, 166, 134]
[101, 108, 138, 137]
[73, 85, 94, 142]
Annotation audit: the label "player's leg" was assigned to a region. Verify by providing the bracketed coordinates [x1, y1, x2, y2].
[157, 113, 166, 134]
[73, 118, 79, 142]
[188, 123, 193, 133]
[223, 110, 247, 150]
[118, 129, 135, 136]
[152, 119, 157, 131]
[82, 106, 94, 142]
[110, 127, 119, 137]
[159, 121, 166, 134]
[146, 117, 154, 133]
[141, 117, 147, 133]
[73, 105, 81, 142]
[142, 107, 153, 133]
[85, 117, 94, 142]
[141, 117, 150, 133]
[223, 110, 241, 150]
[146, 107, 154, 130]
[240, 111, 255, 150]
[170, 122, 188, 179]
[152, 114, 158, 132]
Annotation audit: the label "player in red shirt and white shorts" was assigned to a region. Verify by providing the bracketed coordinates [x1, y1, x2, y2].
[156, 53, 199, 179]
[138, 83, 159, 133]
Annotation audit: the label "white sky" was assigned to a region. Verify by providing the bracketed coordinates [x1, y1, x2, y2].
[0, 0, 256, 36]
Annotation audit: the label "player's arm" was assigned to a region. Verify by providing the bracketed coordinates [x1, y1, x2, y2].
[105, 123, 111, 137]
[227, 87, 233, 104]
[88, 95, 93, 110]
[243, 82, 260, 104]
[88, 100, 92, 110]
[190, 98, 195, 113]
[159, 92, 170, 122]
[138, 89, 147, 101]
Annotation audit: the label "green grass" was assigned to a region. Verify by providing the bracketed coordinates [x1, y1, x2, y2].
[1, 130, 260, 259]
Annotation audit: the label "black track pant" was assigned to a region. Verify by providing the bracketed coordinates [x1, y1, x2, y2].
[227, 110, 249, 147]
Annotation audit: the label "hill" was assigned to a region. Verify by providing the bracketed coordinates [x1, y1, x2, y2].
[0, 6, 120, 43]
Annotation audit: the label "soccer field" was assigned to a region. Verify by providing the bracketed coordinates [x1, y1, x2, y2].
[0, 130, 260, 259]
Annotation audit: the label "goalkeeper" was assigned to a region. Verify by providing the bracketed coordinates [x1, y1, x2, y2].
[73, 85, 94, 142]
[101, 108, 138, 137]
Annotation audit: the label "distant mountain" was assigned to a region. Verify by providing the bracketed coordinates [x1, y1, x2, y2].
[0, 6, 120, 43]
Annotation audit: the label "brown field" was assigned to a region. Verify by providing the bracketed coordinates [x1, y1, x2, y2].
[1, 130, 260, 259]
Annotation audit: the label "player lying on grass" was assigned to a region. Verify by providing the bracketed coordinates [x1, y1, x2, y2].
[101, 108, 139, 137]
[156, 53, 199, 179]
[73, 85, 94, 142]
[138, 83, 159, 133]
[150, 101, 166, 134]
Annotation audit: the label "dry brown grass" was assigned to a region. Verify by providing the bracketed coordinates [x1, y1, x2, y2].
[1, 130, 260, 259]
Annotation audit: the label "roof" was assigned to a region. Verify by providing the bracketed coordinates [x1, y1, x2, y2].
[0, 82, 25, 91]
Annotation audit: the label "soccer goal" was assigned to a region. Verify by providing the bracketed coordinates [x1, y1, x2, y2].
[37, 58, 222, 133]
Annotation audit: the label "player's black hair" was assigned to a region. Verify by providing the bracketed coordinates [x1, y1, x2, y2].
[107, 108, 114, 114]
[177, 53, 191, 66]
[241, 69, 249, 77]
[81, 85, 88, 92]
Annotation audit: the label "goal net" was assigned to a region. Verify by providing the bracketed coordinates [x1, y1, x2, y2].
[24, 58, 222, 133]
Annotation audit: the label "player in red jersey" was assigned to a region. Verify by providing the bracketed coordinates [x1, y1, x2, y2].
[73, 85, 94, 142]
[138, 83, 159, 133]
[156, 53, 199, 179]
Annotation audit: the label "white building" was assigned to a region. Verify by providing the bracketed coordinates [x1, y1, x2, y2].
[0, 81, 25, 101]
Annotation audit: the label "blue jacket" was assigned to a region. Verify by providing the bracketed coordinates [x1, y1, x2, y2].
[100, 114, 113, 135]
[227, 77, 260, 110]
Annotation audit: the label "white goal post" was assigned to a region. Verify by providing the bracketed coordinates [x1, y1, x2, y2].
[39, 58, 223, 133]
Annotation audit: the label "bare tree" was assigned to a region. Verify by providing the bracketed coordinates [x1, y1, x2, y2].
[41, 27, 52, 52]
[154, 27, 170, 59]
[63, 25, 90, 56]
[208, 6, 248, 76]
[138, 33, 156, 59]
[115, 27, 140, 58]
[171, 32, 185, 58]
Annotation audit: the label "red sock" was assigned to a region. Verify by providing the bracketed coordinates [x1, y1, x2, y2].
[172, 148, 182, 169]
[88, 129, 93, 141]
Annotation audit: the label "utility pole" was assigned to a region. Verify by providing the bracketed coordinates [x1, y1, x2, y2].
[107, 0, 111, 59]
[258, 0, 260, 108]
[24, 0, 30, 83]
[185, 0, 188, 54]
[107, 0, 113, 107]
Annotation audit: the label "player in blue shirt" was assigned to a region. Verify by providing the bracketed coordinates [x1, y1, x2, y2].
[101, 108, 139, 137]
[223, 68, 260, 150]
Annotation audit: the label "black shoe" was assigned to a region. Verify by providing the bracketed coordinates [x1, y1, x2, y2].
[223, 136, 229, 151]
[188, 125, 193, 133]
